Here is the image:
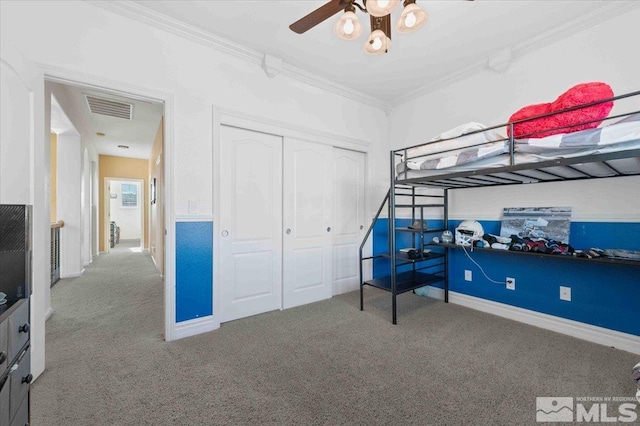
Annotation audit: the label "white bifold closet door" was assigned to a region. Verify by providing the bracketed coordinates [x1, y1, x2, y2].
[219, 126, 283, 323]
[219, 126, 362, 322]
[332, 148, 365, 295]
[282, 138, 333, 309]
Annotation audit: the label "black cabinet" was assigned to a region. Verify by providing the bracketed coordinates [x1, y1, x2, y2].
[0, 300, 30, 426]
[0, 205, 31, 426]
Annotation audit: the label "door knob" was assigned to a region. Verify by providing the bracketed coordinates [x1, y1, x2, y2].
[0, 351, 6, 364]
[221, 230, 229, 237]
[360, 225, 364, 230]
[19, 323, 30, 333]
[22, 373, 33, 384]
[286, 229, 291, 235]
[326, 227, 331, 232]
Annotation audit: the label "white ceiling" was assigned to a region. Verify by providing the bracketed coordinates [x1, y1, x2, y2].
[52, 0, 629, 158]
[50, 83, 163, 159]
[122, 0, 623, 105]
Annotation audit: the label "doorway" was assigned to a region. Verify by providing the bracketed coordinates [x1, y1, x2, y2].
[44, 75, 173, 339]
[104, 178, 144, 253]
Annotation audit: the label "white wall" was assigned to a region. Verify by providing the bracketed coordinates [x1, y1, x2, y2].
[49, 83, 100, 276]
[0, 0, 389, 220]
[82, 148, 91, 266]
[389, 7, 640, 221]
[57, 131, 84, 277]
[109, 181, 142, 240]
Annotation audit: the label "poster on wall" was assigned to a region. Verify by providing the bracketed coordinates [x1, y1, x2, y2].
[500, 207, 572, 243]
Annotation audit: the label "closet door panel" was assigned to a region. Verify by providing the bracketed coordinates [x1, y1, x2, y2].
[219, 126, 282, 322]
[283, 138, 333, 309]
[332, 148, 365, 295]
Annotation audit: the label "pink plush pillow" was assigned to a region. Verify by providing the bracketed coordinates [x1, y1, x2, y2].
[508, 82, 614, 138]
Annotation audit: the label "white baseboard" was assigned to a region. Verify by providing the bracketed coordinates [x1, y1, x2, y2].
[333, 283, 359, 297]
[425, 287, 640, 355]
[174, 316, 219, 340]
[60, 269, 84, 279]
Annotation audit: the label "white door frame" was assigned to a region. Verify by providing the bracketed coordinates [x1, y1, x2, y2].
[40, 65, 177, 341]
[104, 177, 145, 252]
[213, 107, 371, 328]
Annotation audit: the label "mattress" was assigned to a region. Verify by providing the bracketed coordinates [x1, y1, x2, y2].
[397, 122, 507, 172]
[396, 113, 640, 180]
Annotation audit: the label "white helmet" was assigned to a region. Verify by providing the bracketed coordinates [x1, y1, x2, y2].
[455, 220, 484, 246]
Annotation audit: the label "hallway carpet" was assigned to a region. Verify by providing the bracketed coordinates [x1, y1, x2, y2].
[32, 248, 638, 425]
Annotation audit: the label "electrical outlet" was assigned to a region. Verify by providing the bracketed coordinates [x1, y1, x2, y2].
[464, 270, 472, 282]
[560, 286, 571, 301]
[506, 277, 515, 290]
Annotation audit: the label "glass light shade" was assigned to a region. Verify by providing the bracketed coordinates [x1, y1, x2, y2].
[395, 3, 428, 33]
[334, 10, 363, 40]
[364, 29, 391, 55]
[365, 0, 401, 18]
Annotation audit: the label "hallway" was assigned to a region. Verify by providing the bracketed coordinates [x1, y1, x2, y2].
[110, 239, 143, 254]
[31, 247, 164, 423]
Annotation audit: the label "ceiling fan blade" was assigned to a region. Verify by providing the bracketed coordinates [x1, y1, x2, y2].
[290, 0, 346, 34]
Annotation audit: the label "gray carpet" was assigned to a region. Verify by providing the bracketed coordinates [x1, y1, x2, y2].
[32, 248, 638, 425]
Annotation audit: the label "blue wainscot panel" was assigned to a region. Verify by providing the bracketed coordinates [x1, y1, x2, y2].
[374, 219, 640, 336]
[447, 220, 640, 336]
[176, 221, 213, 322]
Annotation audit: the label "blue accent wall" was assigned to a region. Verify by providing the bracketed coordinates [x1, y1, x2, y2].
[176, 221, 213, 322]
[373, 219, 640, 336]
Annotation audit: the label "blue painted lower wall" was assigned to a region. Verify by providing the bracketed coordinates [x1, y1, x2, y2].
[373, 218, 640, 336]
[176, 221, 213, 323]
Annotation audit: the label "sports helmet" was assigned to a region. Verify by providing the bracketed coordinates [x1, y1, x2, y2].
[455, 220, 484, 246]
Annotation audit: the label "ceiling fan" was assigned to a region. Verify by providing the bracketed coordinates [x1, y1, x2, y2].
[290, 0, 472, 55]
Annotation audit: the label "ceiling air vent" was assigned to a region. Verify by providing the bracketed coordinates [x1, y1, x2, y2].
[85, 95, 133, 120]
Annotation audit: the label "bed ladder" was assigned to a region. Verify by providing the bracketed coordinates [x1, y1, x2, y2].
[359, 185, 449, 324]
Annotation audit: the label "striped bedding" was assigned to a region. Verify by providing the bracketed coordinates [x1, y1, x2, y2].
[516, 113, 640, 154]
[396, 113, 640, 174]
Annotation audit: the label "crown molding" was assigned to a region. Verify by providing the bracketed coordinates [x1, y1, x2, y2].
[84, 0, 389, 111]
[389, 1, 640, 108]
[280, 62, 388, 110]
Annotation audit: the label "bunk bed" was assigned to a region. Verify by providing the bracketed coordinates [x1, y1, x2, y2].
[359, 90, 640, 324]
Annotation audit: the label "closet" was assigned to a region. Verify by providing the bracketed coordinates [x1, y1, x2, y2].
[219, 125, 365, 323]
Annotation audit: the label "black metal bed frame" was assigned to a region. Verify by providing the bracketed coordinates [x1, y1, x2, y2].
[359, 90, 640, 324]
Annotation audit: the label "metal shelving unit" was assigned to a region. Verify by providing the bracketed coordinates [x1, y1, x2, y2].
[359, 184, 448, 324]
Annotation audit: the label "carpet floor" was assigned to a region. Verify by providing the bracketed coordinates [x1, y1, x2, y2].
[31, 247, 638, 425]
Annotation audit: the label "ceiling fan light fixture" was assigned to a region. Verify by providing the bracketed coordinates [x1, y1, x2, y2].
[334, 9, 363, 40]
[395, 2, 428, 33]
[364, 29, 391, 54]
[365, 0, 401, 18]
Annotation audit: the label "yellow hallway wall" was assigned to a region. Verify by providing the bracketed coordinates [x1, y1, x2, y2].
[99, 155, 149, 252]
